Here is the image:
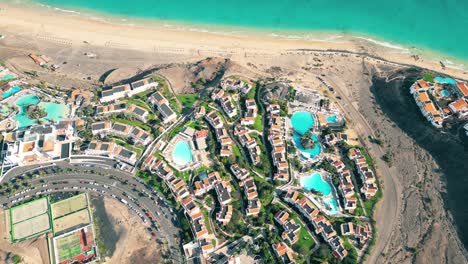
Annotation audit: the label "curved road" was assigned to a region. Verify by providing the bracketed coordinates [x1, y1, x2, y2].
[0, 161, 183, 263]
[319, 75, 401, 263]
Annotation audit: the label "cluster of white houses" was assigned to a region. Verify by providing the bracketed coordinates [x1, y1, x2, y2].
[340, 222, 373, 245]
[204, 111, 234, 157]
[143, 158, 215, 255]
[90, 121, 152, 146]
[85, 141, 137, 165]
[100, 77, 158, 103]
[241, 99, 258, 126]
[148, 91, 177, 123]
[284, 190, 348, 260]
[274, 210, 301, 245]
[328, 157, 357, 213]
[212, 89, 237, 118]
[192, 171, 233, 225]
[220, 78, 253, 94]
[2, 123, 78, 167]
[233, 125, 261, 165]
[349, 148, 378, 199]
[230, 164, 261, 217]
[410, 79, 468, 128]
[96, 102, 150, 123]
[266, 104, 290, 182]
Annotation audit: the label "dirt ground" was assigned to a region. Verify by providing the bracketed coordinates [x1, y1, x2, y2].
[0, 210, 49, 264]
[100, 198, 162, 264]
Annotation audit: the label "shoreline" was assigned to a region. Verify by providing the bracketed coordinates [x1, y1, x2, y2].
[18, 0, 468, 68]
[0, 2, 467, 79]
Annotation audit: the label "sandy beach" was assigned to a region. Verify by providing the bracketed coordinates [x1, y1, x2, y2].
[0, 3, 467, 81]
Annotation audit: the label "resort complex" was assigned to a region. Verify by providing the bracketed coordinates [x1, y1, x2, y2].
[410, 77, 468, 128]
[0, 66, 383, 264]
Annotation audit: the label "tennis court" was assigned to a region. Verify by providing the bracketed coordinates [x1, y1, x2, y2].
[10, 197, 48, 224]
[56, 232, 82, 262]
[11, 213, 51, 241]
[51, 193, 88, 219]
[53, 209, 91, 235]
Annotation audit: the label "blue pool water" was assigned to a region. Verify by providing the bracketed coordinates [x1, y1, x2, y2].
[172, 141, 193, 166]
[291, 111, 314, 135]
[1, 86, 21, 99]
[300, 172, 332, 196]
[2, 74, 15, 81]
[326, 115, 337, 123]
[293, 133, 321, 159]
[441, 90, 450, 97]
[300, 172, 339, 215]
[13, 95, 69, 128]
[435, 77, 457, 85]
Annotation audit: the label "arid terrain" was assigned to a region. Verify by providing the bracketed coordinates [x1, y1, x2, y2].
[0, 20, 467, 263]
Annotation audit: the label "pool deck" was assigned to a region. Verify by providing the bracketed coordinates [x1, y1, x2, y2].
[297, 170, 343, 216]
[162, 132, 201, 172]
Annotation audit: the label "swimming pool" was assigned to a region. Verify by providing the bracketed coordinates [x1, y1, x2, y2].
[172, 141, 193, 166]
[291, 111, 314, 135]
[441, 89, 450, 97]
[38, 102, 69, 122]
[326, 115, 338, 123]
[434, 77, 456, 85]
[2, 74, 15, 81]
[1, 85, 21, 99]
[13, 95, 69, 128]
[293, 133, 321, 159]
[300, 172, 332, 196]
[300, 172, 339, 215]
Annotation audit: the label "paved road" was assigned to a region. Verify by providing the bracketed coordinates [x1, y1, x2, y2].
[0, 161, 183, 263]
[320, 76, 401, 263]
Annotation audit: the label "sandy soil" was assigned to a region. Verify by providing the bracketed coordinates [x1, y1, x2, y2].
[0, 3, 467, 82]
[0, 210, 49, 264]
[100, 197, 162, 264]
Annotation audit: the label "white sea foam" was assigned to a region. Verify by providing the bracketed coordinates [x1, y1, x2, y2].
[355, 36, 407, 51]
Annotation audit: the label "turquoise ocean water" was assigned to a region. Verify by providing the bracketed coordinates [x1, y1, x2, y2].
[21, 0, 468, 64]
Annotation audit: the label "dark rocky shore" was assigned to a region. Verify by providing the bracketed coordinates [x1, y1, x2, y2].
[365, 67, 468, 263]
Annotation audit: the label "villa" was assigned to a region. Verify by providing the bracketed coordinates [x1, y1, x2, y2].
[323, 133, 348, 147]
[95, 102, 127, 115]
[340, 222, 373, 245]
[91, 121, 112, 135]
[230, 165, 248, 181]
[349, 148, 379, 199]
[266, 105, 290, 182]
[2, 124, 75, 167]
[149, 91, 177, 123]
[100, 84, 131, 103]
[274, 210, 301, 245]
[193, 129, 208, 150]
[193, 171, 221, 196]
[453, 82, 468, 99]
[220, 78, 252, 94]
[246, 198, 261, 217]
[410, 79, 444, 128]
[215, 181, 232, 205]
[234, 125, 261, 165]
[272, 242, 295, 264]
[205, 111, 233, 157]
[448, 98, 468, 118]
[85, 141, 137, 165]
[194, 105, 206, 119]
[100, 78, 158, 103]
[218, 95, 237, 118]
[128, 105, 150, 123]
[216, 204, 233, 226]
[241, 99, 258, 126]
[239, 177, 259, 200]
[68, 89, 93, 108]
[205, 111, 224, 129]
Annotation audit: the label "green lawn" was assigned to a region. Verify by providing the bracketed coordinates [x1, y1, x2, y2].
[253, 115, 263, 132]
[113, 138, 143, 157]
[232, 145, 241, 157]
[202, 209, 213, 233]
[177, 94, 198, 108]
[110, 117, 152, 132]
[290, 214, 316, 255]
[123, 98, 153, 112]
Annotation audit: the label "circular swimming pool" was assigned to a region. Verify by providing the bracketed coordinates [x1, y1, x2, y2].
[172, 141, 193, 166]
